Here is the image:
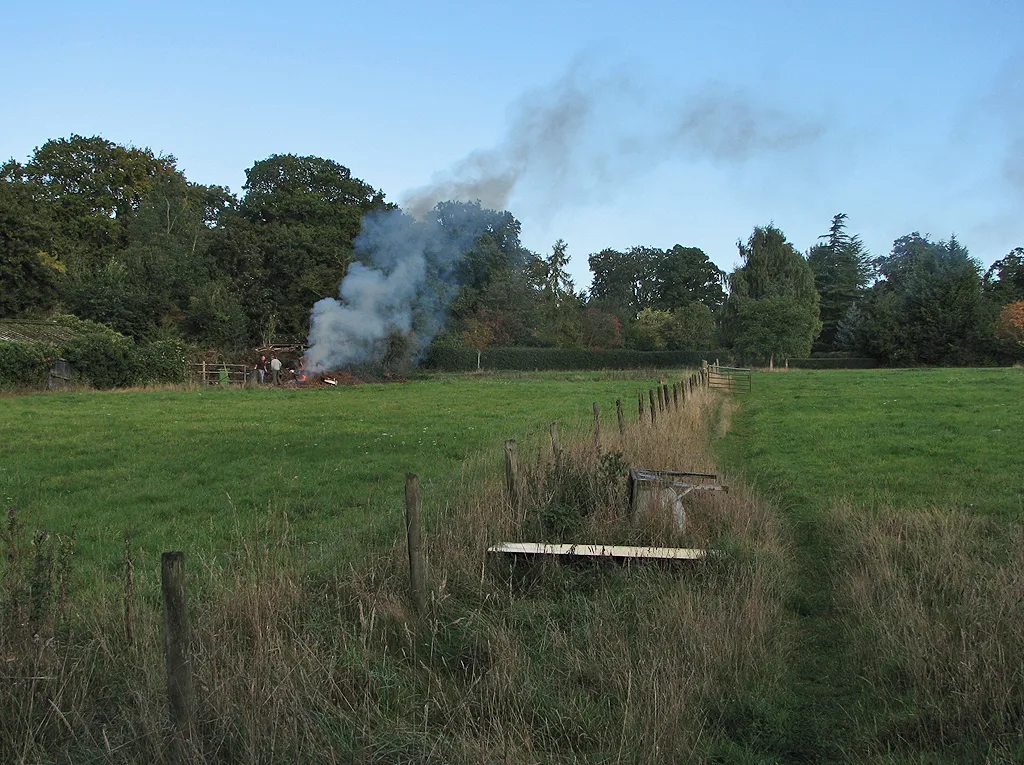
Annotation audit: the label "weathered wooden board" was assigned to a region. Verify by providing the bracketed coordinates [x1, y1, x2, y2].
[487, 542, 709, 561]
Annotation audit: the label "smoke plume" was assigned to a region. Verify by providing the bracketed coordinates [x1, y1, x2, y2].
[402, 59, 824, 219]
[308, 61, 825, 373]
[302, 205, 490, 373]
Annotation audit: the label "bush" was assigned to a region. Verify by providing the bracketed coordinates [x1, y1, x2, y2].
[0, 341, 54, 388]
[133, 338, 188, 384]
[421, 346, 727, 372]
[58, 326, 139, 389]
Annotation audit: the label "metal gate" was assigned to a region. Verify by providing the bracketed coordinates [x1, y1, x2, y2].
[707, 365, 752, 393]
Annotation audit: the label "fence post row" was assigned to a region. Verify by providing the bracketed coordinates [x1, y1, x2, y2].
[405, 473, 427, 615]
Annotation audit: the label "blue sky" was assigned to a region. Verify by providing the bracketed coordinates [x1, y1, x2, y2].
[3, 0, 1022, 288]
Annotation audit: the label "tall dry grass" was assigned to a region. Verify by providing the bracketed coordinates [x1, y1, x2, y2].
[2, 383, 792, 763]
[831, 504, 1024, 755]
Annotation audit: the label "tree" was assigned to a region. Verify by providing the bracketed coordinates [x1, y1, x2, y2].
[630, 308, 674, 350]
[18, 135, 179, 270]
[994, 301, 1024, 359]
[664, 302, 717, 351]
[0, 167, 64, 316]
[863, 233, 992, 365]
[581, 308, 622, 349]
[654, 245, 726, 312]
[807, 213, 871, 350]
[463, 315, 495, 369]
[587, 247, 659, 316]
[228, 154, 392, 339]
[533, 239, 582, 347]
[984, 248, 1024, 305]
[723, 225, 821, 365]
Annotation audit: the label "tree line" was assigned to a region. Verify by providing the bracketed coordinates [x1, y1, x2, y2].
[2, 135, 1022, 366]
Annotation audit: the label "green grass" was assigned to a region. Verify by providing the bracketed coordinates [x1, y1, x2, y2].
[0, 371, 670, 571]
[716, 367, 1024, 763]
[718, 367, 1024, 517]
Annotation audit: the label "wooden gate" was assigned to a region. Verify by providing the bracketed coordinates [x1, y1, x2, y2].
[708, 365, 752, 393]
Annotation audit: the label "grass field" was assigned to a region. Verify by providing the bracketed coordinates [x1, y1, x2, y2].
[0, 372, 670, 571]
[716, 367, 1024, 763]
[718, 367, 1024, 518]
[3, 367, 1022, 763]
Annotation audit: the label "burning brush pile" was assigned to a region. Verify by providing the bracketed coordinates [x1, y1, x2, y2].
[291, 369, 363, 387]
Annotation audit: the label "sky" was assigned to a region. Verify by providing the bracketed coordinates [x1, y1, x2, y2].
[3, 0, 1022, 289]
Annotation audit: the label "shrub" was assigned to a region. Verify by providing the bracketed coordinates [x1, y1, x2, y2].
[58, 326, 139, 389]
[133, 338, 188, 384]
[0, 341, 54, 388]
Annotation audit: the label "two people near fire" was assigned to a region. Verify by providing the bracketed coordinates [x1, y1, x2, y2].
[253, 354, 283, 384]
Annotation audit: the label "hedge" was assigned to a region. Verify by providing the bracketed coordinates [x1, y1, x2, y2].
[421, 346, 726, 372]
[0, 332, 188, 390]
[786, 357, 878, 369]
[0, 341, 56, 387]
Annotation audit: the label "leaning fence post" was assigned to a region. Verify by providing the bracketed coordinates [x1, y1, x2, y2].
[405, 473, 427, 615]
[648, 390, 657, 425]
[504, 439, 520, 511]
[549, 422, 560, 460]
[616, 398, 625, 436]
[592, 402, 601, 447]
[162, 551, 194, 760]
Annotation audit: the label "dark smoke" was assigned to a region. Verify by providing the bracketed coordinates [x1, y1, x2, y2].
[402, 61, 824, 218]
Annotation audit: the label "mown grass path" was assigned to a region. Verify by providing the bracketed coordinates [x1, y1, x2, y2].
[716, 367, 1024, 762]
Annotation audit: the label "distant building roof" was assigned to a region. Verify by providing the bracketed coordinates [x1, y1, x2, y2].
[0, 319, 77, 346]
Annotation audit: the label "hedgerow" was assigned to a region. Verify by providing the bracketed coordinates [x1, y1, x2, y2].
[421, 346, 726, 371]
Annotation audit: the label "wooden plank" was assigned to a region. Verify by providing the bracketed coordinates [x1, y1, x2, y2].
[488, 542, 709, 561]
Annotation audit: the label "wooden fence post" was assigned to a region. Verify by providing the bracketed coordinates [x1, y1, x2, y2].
[648, 390, 657, 425]
[616, 398, 625, 436]
[549, 422, 560, 460]
[405, 473, 427, 615]
[638, 392, 645, 420]
[504, 439, 520, 511]
[672, 384, 679, 407]
[592, 402, 601, 447]
[162, 552, 194, 761]
[124, 536, 134, 645]
[663, 384, 671, 411]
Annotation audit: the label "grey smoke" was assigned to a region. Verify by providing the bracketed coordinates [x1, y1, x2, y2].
[402, 62, 825, 218]
[303, 205, 489, 373]
[308, 63, 826, 373]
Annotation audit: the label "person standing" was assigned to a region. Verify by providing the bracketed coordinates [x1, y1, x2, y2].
[270, 354, 282, 385]
[256, 354, 268, 384]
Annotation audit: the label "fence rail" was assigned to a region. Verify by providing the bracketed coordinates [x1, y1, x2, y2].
[708, 365, 752, 393]
[187, 363, 252, 386]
